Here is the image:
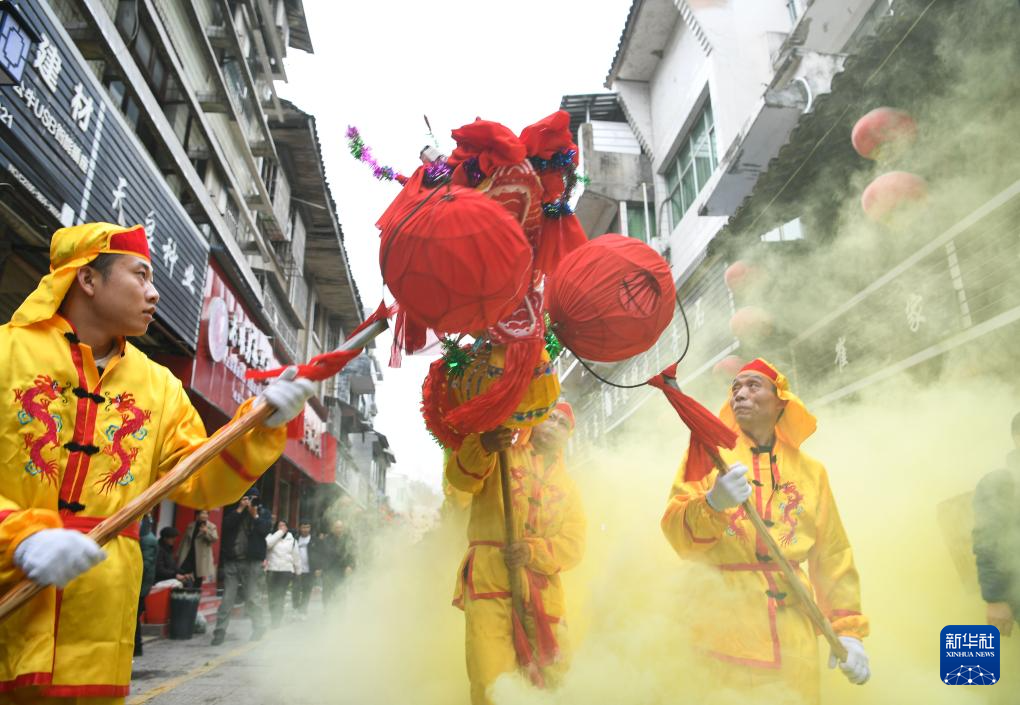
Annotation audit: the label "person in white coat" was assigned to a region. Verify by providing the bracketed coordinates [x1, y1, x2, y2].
[265, 519, 299, 627]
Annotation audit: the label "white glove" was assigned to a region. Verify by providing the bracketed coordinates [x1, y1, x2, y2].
[706, 463, 752, 511]
[828, 636, 870, 685]
[13, 529, 107, 588]
[259, 366, 317, 427]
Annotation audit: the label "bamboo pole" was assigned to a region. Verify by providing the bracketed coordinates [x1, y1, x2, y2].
[0, 318, 389, 623]
[498, 449, 527, 630]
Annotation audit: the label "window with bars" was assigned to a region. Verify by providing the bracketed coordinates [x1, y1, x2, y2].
[664, 100, 717, 227]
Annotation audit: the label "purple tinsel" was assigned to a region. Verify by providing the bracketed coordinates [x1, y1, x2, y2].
[423, 158, 453, 187]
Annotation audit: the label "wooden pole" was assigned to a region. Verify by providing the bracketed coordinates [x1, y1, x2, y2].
[498, 449, 527, 631]
[0, 318, 389, 623]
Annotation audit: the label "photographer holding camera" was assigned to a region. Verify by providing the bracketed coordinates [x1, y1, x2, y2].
[212, 487, 272, 645]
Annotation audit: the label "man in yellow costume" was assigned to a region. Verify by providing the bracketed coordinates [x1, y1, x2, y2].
[0, 223, 315, 704]
[446, 402, 585, 705]
[661, 359, 870, 703]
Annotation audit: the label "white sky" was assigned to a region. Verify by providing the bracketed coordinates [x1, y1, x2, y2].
[278, 0, 632, 492]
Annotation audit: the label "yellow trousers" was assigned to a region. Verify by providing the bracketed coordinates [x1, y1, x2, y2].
[463, 594, 571, 705]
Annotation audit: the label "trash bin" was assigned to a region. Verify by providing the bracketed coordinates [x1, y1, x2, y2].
[168, 588, 201, 640]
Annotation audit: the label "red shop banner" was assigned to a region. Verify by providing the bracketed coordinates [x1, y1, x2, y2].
[191, 263, 336, 483]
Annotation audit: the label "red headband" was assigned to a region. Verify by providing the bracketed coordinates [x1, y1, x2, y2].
[739, 358, 778, 382]
[107, 226, 151, 261]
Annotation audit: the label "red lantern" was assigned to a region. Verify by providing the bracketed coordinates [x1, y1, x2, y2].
[861, 171, 927, 223]
[546, 234, 676, 362]
[729, 306, 773, 340]
[851, 108, 917, 160]
[712, 355, 745, 379]
[723, 260, 758, 294]
[379, 186, 533, 334]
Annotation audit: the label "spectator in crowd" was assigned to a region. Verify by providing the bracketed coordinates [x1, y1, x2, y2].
[292, 520, 316, 619]
[178, 509, 219, 589]
[973, 412, 1020, 636]
[154, 526, 191, 585]
[212, 487, 272, 645]
[265, 519, 299, 627]
[320, 519, 356, 609]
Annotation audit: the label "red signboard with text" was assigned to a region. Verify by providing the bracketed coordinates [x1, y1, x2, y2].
[191, 263, 335, 483]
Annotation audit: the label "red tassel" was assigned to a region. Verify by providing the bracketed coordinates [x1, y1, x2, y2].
[647, 363, 738, 483]
[534, 213, 587, 276]
[442, 339, 544, 436]
[389, 305, 429, 368]
[248, 301, 392, 381]
[512, 610, 546, 688]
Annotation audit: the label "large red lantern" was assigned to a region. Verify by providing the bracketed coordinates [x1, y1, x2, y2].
[724, 260, 761, 294]
[851, 108, 917, 161]
[546, 234, 675, 362]
[379, 186, 533, 334]
[712, 354, 745, 379]
[861, 171, 927, 223]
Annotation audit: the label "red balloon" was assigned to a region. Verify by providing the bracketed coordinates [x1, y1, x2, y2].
[546, 234, 676, 362]
[729, 306, 774, 340]
[380, 186, 533, 334]
[851, 108, 917, 160]
[861, 171, 927, 223]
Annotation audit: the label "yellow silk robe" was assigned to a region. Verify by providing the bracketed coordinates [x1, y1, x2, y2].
[0, 317, 285, 698]
[662, 434, 868, 701]
[446, 433, 585, 704]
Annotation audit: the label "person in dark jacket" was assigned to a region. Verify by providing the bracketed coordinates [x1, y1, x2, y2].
[134, 515, 158, 657]
[320, 519, 356, 609]
[212, 486, 272, 645]
[973, 412, 1020, 636]
[154, 526, 191, 584]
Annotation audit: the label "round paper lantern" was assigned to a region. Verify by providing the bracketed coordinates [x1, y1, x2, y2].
[547, 234, 676, 362]
[724, 261, 758, 294]
[712, 355, 745, 379]
[851, 108, 917, 160]
[861, 171, 927, 223]
[379, 186, 533, 334]
[729, 306, 774, 340]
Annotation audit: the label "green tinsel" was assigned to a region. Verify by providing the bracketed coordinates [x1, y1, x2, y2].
[441, 337, 471, 377]
[544, 324, 563, 362]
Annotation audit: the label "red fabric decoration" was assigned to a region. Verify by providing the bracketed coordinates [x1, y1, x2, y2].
[421, 357, 466, 449]
[546, 234, 675, 362]
[534, 212, 587, 276]
[388, 304, 429, 368]
[740, 358, 779, 382]
[647, 363, 738, 484]
[379, 185, 533, 334]
[518, 110, 578, 162]
[554, 401, 575, 430]
[376, 165, 429, 234]
[442, 338, 545, 436]
[851, 108, 917, 160]
[861, 171, 927, 223]
[447, 119, 527, 173]
[248, 301, 393, 382]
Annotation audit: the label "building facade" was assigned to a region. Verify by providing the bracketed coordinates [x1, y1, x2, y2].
[560, 0, 1018, 453]
[0, 0, 390, 556]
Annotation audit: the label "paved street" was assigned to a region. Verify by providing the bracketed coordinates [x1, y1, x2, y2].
[130, 614, 320, 705]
